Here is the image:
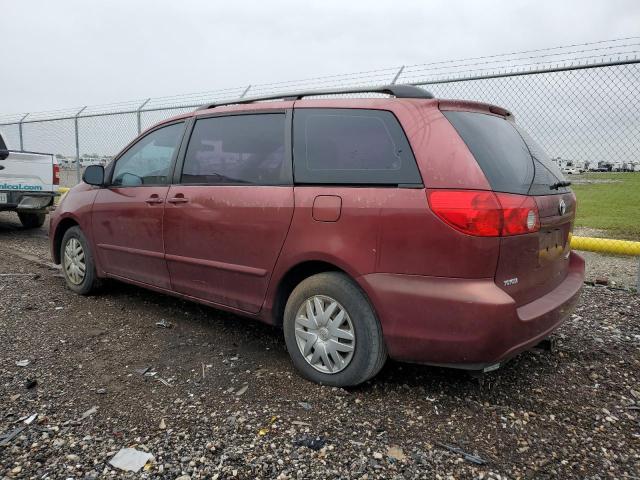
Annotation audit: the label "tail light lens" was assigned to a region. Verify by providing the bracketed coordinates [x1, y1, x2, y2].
[427, 190, 539, 237]
[53, 163, 60, 185]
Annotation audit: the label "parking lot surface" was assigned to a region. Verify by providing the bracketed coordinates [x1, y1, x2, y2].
[0, 212, 639, 479]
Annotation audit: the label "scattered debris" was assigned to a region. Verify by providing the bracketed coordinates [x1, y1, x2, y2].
[134, 367, 151, 375]
[293, 435, 327, 451]
[298, 401, 312, 410]
[80, 406, 98, 420]
[155, 319, 173, 328]
[387, 445, 406, 461]
[159, 419, 166, 430]
[157, 377, 173, 387]
[0, 426, 26, 447]
[235, 384, 248, 396]
[258, 416, 278, 436]
[595, 277, 609, 286]
[109, 448, 154, 473]
[291, 420, 311, 426]
[24, 378, 37, 389]
[436, 442, 487, 465]
[15, 359, 30, 367]
[96, 388, 107, 395]
[23, 413, 38, 425]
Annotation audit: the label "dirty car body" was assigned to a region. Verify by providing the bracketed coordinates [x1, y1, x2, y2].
[50, 85, 584, 386]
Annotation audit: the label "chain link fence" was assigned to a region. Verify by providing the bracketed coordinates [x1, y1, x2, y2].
[1, 40, 639, 287]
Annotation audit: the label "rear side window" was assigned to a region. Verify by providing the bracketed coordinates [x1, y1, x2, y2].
[181, 114, 289, 185]
[443, 111, 568, 195]
[293, 109, 421, 185]
[0, 133, 6, 150]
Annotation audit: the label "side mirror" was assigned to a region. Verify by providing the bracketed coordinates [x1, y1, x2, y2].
[82, 164, 105, 186]
[0, 149, 9, 161]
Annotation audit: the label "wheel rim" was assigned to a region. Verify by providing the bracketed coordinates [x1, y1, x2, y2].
[63, 238, 86, 285]
[294, 295, 355, 374]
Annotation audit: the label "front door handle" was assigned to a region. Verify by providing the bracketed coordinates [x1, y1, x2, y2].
[145, 195, 164, 205]
[167, 194, 189, 204]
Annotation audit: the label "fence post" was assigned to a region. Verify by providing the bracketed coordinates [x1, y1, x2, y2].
[18, 113, 29, 151]
[74, 106, 87, 184]
[391, 66, 405, 84]
[137, 98, 151, 135]
[240, 85, 251, 98]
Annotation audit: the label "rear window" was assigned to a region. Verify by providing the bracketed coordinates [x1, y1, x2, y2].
[443, 111, 568, 195]
[293, 108, 422, 185]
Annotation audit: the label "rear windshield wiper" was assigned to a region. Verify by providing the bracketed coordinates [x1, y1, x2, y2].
[550, 180, 571, 190]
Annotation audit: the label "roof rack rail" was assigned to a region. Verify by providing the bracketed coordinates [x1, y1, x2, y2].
[196, 84, 434, 110]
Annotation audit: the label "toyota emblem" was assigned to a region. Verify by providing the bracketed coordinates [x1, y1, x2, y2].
[559, 198, 567, 216]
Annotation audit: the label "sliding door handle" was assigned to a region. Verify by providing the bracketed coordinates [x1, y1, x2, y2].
[167, 195, 189, 204]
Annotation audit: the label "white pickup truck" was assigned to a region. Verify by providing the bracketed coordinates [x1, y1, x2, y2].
[0, 132, 59, 228]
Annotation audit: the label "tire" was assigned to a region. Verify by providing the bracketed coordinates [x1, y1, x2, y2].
[60, 226, 99, 295]
[283, 272, 387, 387]
[18, 212, 46, 229]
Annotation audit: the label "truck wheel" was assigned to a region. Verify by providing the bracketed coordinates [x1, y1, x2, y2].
[60, 226, 99, 295]
[18, 212, 46, 229]
[283, 272, 387, 387]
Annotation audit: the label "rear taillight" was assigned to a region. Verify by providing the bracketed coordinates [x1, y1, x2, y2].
[427, 190, 540, 237]
[53, 163, 60, 185]
[497, 192, 540, 235]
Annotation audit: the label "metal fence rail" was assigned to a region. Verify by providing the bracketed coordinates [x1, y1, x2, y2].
[1, 41, 639, 288]
[2, 58, 639, 181]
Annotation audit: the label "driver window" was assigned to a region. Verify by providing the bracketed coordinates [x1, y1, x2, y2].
[112, 122, 184, 186]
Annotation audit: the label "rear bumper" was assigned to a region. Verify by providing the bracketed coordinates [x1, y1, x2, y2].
[359, 252, 585, 368]
[0, 190, 55, 212]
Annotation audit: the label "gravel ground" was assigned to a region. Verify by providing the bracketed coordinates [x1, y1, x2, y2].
[1, 211, 639, 479]
[574, 227, 639, 290]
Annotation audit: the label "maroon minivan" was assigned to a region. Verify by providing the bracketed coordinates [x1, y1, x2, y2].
[50, 85, 584, 386]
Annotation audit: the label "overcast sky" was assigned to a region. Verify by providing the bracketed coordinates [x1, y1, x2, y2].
[2, 0, 639, 115]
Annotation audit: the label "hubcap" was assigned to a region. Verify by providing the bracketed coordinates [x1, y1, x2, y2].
[294, 295, 355, 374]
[63, 238, 86, 285]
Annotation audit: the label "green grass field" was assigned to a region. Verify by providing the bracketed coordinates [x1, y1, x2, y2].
[571, 172, 640, 240]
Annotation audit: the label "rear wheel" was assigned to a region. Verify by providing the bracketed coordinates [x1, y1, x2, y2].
[60, 226, 99, 295]
[283, 272, 387, 386]
[18, 212, 46, 229]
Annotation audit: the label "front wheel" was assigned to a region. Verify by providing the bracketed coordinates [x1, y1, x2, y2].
[283, 272, 387, 387]
[18, 212, 46, 229]
[60, 226, 99, 295]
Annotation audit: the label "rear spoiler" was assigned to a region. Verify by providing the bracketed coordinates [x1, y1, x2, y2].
[438, 100, 514, 121]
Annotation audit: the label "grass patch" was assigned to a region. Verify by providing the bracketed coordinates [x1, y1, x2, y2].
[571, 172, 640, 240]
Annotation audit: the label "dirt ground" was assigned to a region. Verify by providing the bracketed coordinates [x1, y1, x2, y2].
[0, 211, 639, 479]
